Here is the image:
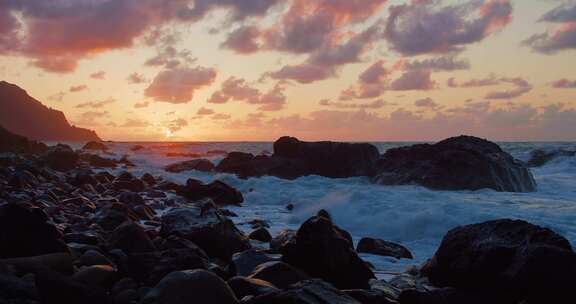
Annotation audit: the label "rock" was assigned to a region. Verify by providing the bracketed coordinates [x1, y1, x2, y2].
[270, 229, 297, 254]
[177, 179, 244, 206]
[1, 253, 74, 274]
[357, 238, 413, 259]
[117, 191, 145, 206]
[160, 206, 251, 261]
[0, 125, 48, 154]
[397, 288, 514, 304]
[107, 221, 156, 254]
[0, 203, 68, 258]
[373, 135, 537, 192]
[281, 215, 374, 289]
[88, 154, 117, 168]
[527, 148, 576, 167]
[36, 269, 112, 304]
[227, 276, 278, 299]
[0, 267, 38, 303]
[93, 203, 130, 231]
[78, 250, 114, 267]
[249, 227, 272, 242]
[232, 249, 279, 277]
[141, 173, 156, 185]
[72, 265, 117, 288]
[42, 144, 79, 172]
[165, 159, 215, 173]
[421, 219, 576, 302]
[248, 261, 310, 290]
[82, 141, 108, 151]
[130, 145, 144, 152]
[244, 279, 361, 304]
[141, 269, 238, 304]
[112, 173, 145, 192]
[217, 137, 380, 179]
[344, 289, 398, 304]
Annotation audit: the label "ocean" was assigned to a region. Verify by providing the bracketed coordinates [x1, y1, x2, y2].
[67, 141, 576, 278]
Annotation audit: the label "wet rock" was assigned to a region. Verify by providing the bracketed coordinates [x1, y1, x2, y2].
[421, 219, 576, 302]
[228, 276, 278, 299]
[0, 203, 68, 258]
[232, 249, 279, 277]
[270, 229, 296, 253]
[244, 279, 361, 304]
[281, 215, 374, 289]
[141, 173, 156, 185]
[373, 135, 537, 192]
[82, 141, 108, 151]
[397, 288, 514, 304]
[249, 227, 272, 242]
[177, 179, 243, 206]
[160, 206, 250, 261]
[344, 289, 398, 304]
[0, 267, 39, 303]
[130, 145, 144, 152]
[35, 269, 112, 304]
[165, 159, 215, 173]
[117, 191, 145, 206]
[78, 250, 114, 267]
[107, 221, 156, 254]
[141, 269, 238, 304]
[42, 144, 79, 172]
[357, 238, 413, 259]
[112, 173, 145, 192]
[527, 148, 576, 167]
[248, 261, 310, 289]
[93, 203, 130, 231]
[72, 265, 117, 288]
[88, 154, 117, 168]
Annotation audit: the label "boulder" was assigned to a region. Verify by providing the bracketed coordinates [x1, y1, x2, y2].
[373, 136, 537, 192]
[270, 229, 296, 253]
[177, 179, 243, 206]
[160, 206, 250, 261]
[112, 172, 145, 192]
[88, 154, 117, 168]
[93, 203, 130, 231]
[82, 141, 108, 151]
[244, 279, 361, 304]
[35, 269, 112, 304]
[357, 238, 413, 259]
[42, 144, 79, 172]
[227, 276, 278, 299]
[397, 288, 515, 304]
[281, 215, 374, 289]
[248, 261, 310, 290]
[0, 203, 68, 258]
[527, 148, 576, 167]
[232, 249, 279, 277]
[164, 159, 215, 173]
[141, 269, 238, 304]
[421, 219, 576, 302]
[107, 221, 156, 254]
[249, 227, 272, 242]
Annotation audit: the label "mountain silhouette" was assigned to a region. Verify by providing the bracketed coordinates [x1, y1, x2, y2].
[0, 81, 100, 141]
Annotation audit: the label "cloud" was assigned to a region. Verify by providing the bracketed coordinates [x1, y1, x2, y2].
[145, 46, 196, 69]
[389, 70, 437, 91]
[76, 98, 115, 109]
[166, 118, 188, 132]
[320, 99, 388, 109]
[134, 101, 150, 108]
[221, 26, 260, 54]
[69, 85, 88, 93]
[484, 77, 533, 99]
[268, 64, 335, 84]
[47, 92, 66, 102]
[90, 71, 106, 80]
[403, 55, 471, 72]
[384, 0, 512, 56]
[212, 113, 231, 120]
[197, 107, 215, 115]
[209, 77, 287, 111]
[447, 74, 500, 87]
[121, 118, 150, 128]
[414, 97, 439, 108]
[77, 111, 109, 125]
[523, 3, 576, 54]
[145, 67, 217, 103]
[339, 60, 389, 100]
[128, 73, 147, 84]
[551, 78, 576, 88]
[177, 0, 283, 22]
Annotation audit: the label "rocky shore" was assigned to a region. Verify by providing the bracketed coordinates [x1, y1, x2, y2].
[0, 129, 573, 304]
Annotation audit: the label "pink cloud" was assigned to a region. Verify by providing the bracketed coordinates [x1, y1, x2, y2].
[209, 77, 287, 111]
[128, 73, 147, 84]
[69, 85, 88, 92]
[551, 79, 576, 88]
[145, 67, 217, 104]
[76, 98, 115, 109]
[197, 107, 215, 115]
[134, 101, 150, 108]
[90, 71, 106, 80]
[389, 70, 437, 91]
[524, 3, 576, 54]
[221, 26, 260, 54]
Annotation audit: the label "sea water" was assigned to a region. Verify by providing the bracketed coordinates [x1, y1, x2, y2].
[84, 141, 576, 278]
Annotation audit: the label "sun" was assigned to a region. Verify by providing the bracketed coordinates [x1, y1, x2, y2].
[164, 128, 174, 138]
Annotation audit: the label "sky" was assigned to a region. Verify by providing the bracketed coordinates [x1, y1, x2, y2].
[0, 0, 575, 142]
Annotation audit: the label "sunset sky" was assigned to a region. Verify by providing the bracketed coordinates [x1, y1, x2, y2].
[0, 0, 575, 141]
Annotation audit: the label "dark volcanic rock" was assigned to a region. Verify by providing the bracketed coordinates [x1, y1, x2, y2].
[93, 203, 130, 231]
[87, 154, 117, 168]
[249, 227, 272, 242]
[165, 159, 215, 173]
[107, 221, 156, 254]
[36, 269, 112, 304]
[357, 237, 413, 259]
[527, 147, 576, 167]
[0, 125, 48, 154]
[141, 269, 238, 304]
[244, 279, 361, 304]
[248, 261, 310, 290]
[42, 144, 79, 172]
[0, 81, 100, 141]
[0, 203, 68, 258]
[232, 249, 279, 277]
[177, 179, 243, 206]
[281, 215, 374, 289]
[217, 137, 380, 179]
[270, 229, 296, 253]
[82, 141, 108, 151]
[421, 219, 576, 302]
[227, 276, 278, 299]
[160, 206, 250, 261]
[398, 287, 515, 304]
[373, 135, 537, 192]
